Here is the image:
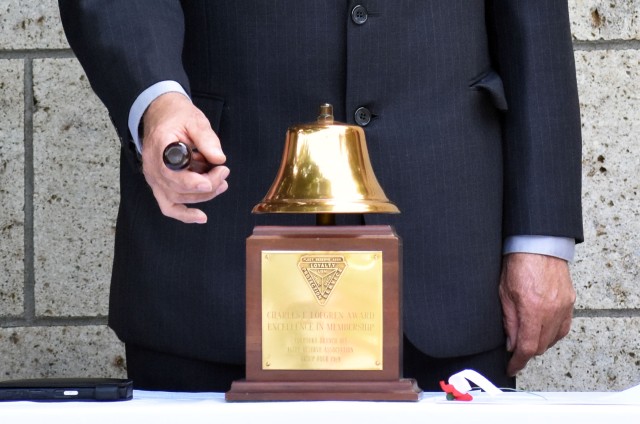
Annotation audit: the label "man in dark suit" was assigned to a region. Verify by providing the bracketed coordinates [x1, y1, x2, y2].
[59, 0, 582, 391]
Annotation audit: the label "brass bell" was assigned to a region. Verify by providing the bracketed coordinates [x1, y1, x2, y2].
[253, 104, 399, 215]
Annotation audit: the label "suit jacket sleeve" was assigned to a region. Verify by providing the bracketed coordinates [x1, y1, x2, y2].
[487, 0, 584, 243]
[58, 0, 190, 145]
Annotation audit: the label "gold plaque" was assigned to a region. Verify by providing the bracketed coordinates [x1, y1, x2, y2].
[261, 250, 383, 371]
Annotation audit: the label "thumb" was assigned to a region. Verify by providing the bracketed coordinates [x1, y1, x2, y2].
[187, 118, 226, 165]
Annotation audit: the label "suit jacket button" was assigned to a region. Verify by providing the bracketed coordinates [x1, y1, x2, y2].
[351, 5, 368, 25]
[354, 107, 372, 126]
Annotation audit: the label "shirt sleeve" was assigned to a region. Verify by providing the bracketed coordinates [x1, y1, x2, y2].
[128, 80, 190, 153]
[503, 235, 575, 262]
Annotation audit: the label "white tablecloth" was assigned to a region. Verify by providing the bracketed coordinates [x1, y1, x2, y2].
[1, 388, 639, 423]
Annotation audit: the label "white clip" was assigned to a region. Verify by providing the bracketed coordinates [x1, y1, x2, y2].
[448, 369, 503, 396]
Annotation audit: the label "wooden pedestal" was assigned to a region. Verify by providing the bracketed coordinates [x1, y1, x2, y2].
[225, 225, 421, 401]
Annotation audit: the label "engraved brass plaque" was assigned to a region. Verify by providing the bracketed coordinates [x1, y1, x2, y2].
[262, 251, 383, 370]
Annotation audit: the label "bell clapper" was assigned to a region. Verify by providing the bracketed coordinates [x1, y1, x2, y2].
[315, 213, 336, 226]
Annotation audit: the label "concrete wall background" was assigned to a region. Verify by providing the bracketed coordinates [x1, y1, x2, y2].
[1, 1, 638, 391]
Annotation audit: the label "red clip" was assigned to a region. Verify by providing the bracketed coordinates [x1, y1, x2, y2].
[439, 380, 473, 401]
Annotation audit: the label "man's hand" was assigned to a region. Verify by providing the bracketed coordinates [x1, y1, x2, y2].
[499, 253, 576, 376]
[140, 92, 229, 224]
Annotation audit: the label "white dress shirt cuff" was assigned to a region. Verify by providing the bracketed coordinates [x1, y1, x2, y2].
[503, 235, 575, 262]
[128, 81, 190, 153]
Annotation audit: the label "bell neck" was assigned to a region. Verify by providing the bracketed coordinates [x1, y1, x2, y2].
[317, 104, 334, 125]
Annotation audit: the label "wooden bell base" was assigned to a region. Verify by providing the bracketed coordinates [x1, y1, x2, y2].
[225, 378, 421, 402]
[227, 225, 421, 402]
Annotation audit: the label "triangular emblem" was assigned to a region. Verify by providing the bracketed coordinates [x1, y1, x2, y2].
[298, 255, 347, 305]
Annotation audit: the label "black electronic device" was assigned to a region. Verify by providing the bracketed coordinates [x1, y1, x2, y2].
[0, 378, 133, 402]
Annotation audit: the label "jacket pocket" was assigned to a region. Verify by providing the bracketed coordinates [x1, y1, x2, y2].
[469, 70, 508, 111]
[191, 92, 225, 133]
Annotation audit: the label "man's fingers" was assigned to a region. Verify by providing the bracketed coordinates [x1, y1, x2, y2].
[196, 142, 226, 166]
[167, 205, 208, 224]
[500, 295, 518, 352]
[507, 311, 566, 376]
[505, 302, 565, 376]
[161, 165, 229, 196]
[507, 320, 542, 376]
[153, 190, 208, 224]
[213, 178, 229, 197]
[507, 346, 531, 377]
[549, 314, 573, 349]
[149, 165, 229, 223]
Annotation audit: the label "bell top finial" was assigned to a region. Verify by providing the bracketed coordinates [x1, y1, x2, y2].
[317, 103, 334, 124]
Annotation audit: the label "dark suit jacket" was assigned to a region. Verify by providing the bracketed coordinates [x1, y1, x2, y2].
[59, 0, 583, 364]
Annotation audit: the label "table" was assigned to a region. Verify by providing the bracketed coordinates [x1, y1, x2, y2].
[1, 388, 639, 423]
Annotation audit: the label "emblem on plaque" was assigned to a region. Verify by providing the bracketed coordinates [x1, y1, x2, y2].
[298, 255, 347, 305]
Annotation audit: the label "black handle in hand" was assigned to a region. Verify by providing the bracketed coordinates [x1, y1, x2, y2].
[163, 141, 213, 174]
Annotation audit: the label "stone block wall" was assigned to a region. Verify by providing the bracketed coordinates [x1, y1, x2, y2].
[1, 1, 638, 391]
[0, 0, 125, 380]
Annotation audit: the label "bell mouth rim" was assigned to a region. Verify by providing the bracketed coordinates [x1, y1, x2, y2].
[252, 200, 400, 214]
